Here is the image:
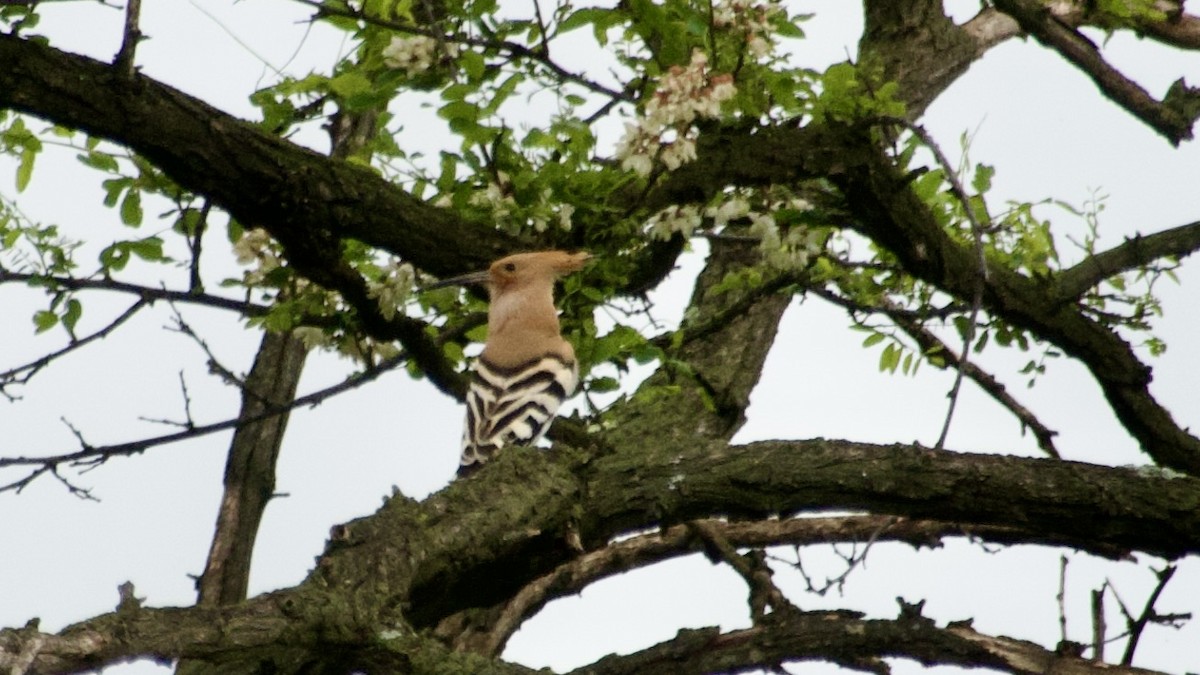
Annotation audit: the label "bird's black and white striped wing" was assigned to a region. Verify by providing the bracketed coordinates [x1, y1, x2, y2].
[459, 354, 578, 475]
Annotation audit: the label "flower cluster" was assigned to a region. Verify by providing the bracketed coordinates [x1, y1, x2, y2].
[645, 204, 703, 241]
[713, 0, 784, 59]
[381, 35, 459, 74]
[465, 173, 575, 234]
[232, 228, 281, 285]
[747, 196, 822, 270]
[468, 172, 518, 223]
[615, 50, 736, 176]
[645, 192, 821, 270]
[366, 259, 416, 321]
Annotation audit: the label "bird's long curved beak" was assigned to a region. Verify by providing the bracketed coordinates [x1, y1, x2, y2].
[422, 269, 491, 290]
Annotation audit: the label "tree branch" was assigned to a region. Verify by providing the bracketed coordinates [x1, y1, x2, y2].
[0, 589, 538, 675]
[0, 352, 408, 494]
[827, 126, 1200, 475]
[0, 299, 148, 395]
[686, 520, 797, 621]
[1121, 564, 1177, 665]
[1054, 220, 1200, 300]
[964, 3, 1200, 53]
[992, 0, 1200, 145]
[113, 0, 142, 77]
[374, 438, 1200, 631]
[0, 270, 271, 316]
[569, 608, 1169, 675]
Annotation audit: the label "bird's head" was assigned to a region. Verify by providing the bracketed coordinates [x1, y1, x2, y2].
[486, 250, 592, 292]
[427, 250, 592, 296]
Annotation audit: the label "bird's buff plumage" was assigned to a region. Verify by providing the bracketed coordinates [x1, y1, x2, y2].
[431, 251, 591, 476]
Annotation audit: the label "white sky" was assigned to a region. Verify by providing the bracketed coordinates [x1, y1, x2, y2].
[1, 1, 1198, 673]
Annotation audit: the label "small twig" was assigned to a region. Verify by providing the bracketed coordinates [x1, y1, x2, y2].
[178, 370, 196, 428]
[1091, 584, 1106, 661]
[166, 308, 248, 391]
[136, 371, 197, 430]
[814, 283, 1057, 451]
[531, 0, 551, 55]
[1121, 564, 1177, 665]
[787, 520, 888, 597]
[881, 118, 991, 451]
[0, 269, 273, 317]
[291, 0, 631, 101]
[1058, 555, 1070, 646]
[0, 352, 409, 495]
[113, 0, 143, 78]
[1, 300, 148, 394]
[187, 200, 211, 292]
[687, 520, 798, 621]
[879, 295, 1059, 458]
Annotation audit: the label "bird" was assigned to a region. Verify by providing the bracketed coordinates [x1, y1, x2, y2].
[428, 250, 592, 476]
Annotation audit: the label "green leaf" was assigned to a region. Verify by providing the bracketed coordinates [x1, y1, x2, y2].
[33, 309, 57, 333]
[62, 298, 82, 332]
[972, 163, 994, 193]
[482, 73, 523, 116]
[438, 100, 479, 122]
[16, 148, 35, 191]
[878, 343, 896, 372]
[79, 150, 120, 173]
[328, 72, 374, 99]
[459, 50, 486, 82]
[558, 7, 611, 33]
[862, 332, 886, 348]
[102, 177, 129, 207]
[588, 376, 620, 393]
[128, 236, 164, 261]
[99, 243, 131, 271]
[120, 190, 143, 226]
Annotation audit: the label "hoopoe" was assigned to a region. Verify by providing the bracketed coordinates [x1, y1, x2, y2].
[429, 250, 592, 476]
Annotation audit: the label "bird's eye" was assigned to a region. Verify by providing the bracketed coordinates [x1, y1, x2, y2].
[504, 262, 517, 272]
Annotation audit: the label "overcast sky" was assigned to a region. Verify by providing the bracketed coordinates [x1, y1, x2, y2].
[1, 1, 1198, 673]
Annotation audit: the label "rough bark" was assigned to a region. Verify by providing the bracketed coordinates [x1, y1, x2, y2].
[2, 439, 1196, 673]
[3, 3, 1200, 673]
[195, 330, 309, 608]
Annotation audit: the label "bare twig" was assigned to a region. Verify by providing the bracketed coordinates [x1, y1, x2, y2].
[1, 300, 147, 395]
[290, 0, 632, 102]
[0, 352, 408, 495]
[687, 519, 798, 621]
[1058, 555, 1071, 646]
[879, 119, 991, 451]
[812, 285, 1060, 456]
[113, 0, 143, 78]
[0, 270, 272, 316]
[166, 309, 248, 391]
[1092, 583, 1107, 661]
[137, 371, 197, 430]
[880, 295, 1059, 457]
[1121, 564, 1177, 665]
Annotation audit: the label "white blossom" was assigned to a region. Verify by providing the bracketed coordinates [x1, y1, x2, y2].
[232, 228, 282, 286]
[557, 203, 576, 231]
[646, 204, 702, 241]
[382, 35, 458, 74]
[712, 0, 784, 61]
[706, 197, 751, 228]
[367, 260, 416, 321]
[293, 326, 330, 351]
[615, 49, 738, 176]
